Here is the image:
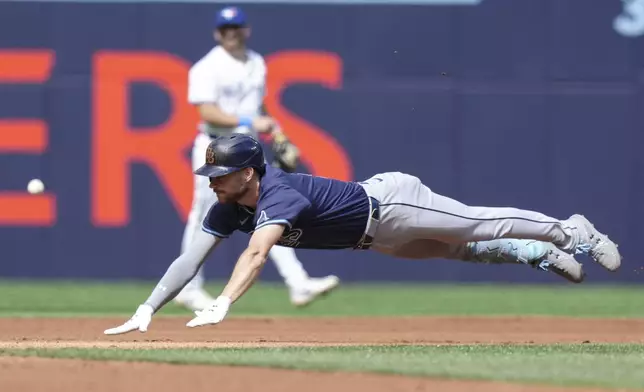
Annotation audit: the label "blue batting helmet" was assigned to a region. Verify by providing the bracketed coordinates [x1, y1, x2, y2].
[195, 134, 266, 178]
[214, 6, 248, 28]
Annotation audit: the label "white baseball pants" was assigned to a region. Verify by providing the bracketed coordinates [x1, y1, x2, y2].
[358, 172, 576, 259]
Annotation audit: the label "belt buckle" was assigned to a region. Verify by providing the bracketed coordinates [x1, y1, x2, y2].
[360, 236, 373, 249]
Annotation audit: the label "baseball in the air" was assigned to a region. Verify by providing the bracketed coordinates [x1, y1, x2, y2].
[27, 179, 45, 195]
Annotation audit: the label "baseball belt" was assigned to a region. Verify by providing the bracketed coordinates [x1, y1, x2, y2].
[355, 196, 380, 250]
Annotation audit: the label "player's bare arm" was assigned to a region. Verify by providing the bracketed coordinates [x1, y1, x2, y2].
[200, 100, 298, 170]
[222, 223, 285, 302]
[198, 103, 275, 133]
[103, 231, 222, 335]
[186, 224, 285, 328]
[197, 103, 241, 128]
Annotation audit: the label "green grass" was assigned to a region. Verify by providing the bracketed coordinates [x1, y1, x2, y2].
[3, 344, 644, 390]
[2, 280, 644, 390]
[1, 280, 644, 318]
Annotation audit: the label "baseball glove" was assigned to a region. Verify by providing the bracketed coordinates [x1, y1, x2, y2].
[270, 132, 300, 172]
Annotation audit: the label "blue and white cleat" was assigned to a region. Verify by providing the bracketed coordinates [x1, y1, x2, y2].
[563, 214, 621, 272]
[469, 239, 585, 283]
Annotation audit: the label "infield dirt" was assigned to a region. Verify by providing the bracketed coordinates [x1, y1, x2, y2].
[1, 316, 642, 391]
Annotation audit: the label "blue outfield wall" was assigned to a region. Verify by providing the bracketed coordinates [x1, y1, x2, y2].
[0, 0, 643, 283]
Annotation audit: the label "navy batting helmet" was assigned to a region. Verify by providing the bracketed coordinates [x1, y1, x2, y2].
[194, 134, 266, 178]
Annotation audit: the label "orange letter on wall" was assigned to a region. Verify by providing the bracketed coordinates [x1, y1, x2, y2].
[92, 51, 197, 226]
[0, 50, 56, 226]
[265, 51, 352, 181]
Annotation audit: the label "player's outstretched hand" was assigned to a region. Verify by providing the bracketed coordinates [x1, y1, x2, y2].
[104, 304, 154, 335]
[186, 295, 231, 328]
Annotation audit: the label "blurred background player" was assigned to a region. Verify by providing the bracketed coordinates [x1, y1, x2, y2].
[174, 6, 339, 311]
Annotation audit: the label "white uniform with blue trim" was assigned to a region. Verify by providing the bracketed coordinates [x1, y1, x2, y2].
[178, 45, 320, 302]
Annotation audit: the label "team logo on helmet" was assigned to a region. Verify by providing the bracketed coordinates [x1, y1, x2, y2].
[205, 146, 216, 165]
[221, 7, 237, 20]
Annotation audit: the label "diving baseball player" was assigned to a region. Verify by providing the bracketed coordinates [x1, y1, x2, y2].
[104, 134, 621, 335]
[174, 6, 339, 312]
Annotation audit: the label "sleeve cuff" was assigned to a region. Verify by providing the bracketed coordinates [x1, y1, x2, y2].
[201, 224, 230, 238]
[255, 219, 292, 231]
